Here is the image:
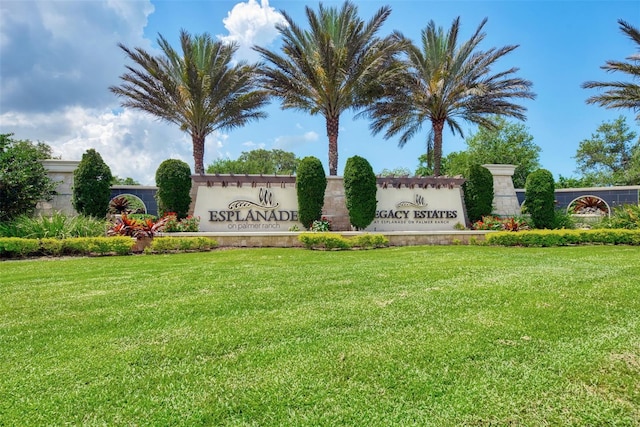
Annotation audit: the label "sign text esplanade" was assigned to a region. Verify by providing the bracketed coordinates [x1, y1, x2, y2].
[190, 175, 467, 232]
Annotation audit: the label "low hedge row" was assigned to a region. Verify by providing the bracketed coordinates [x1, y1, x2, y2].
[298, 233, 389, 250]
[0, 236, 134, 258]
[144, 237, 217, 254]
[487, 229, 640, 247]
[0, 236, 218, 258]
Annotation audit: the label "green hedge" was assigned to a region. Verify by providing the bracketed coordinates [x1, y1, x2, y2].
[298, 233, 389, 250]
[487, 229, 640, 247]
[343, 155, 377, 230]
[296, 157, 327, 229]
[0, 237, 134, 258]
[144, 237, 217, 254]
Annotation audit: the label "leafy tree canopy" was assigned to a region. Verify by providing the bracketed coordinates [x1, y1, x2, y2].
[416, 117, 540, 188]
[206, 149, 299, 175]
[112, 176, 141, 185]
[574, 116, 639, 186]
[0, 133, 57, 221]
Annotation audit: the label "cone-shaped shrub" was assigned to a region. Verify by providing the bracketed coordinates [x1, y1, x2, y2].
[344, 155, 377, 230]
[525, 168, 555, 229]
[155, 159, 192, 219]
[463, 164, 494, 223]
[72, 149, 113, 218]
[296, 157, 327, 229]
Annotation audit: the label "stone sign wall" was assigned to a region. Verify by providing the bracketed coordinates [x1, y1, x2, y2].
[191, 174, 467, 232]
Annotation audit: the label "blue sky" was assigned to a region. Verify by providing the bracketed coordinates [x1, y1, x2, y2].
[1, 0, 638, 185]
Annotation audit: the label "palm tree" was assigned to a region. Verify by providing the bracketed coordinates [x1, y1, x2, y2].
[253, 1, 404, 176]
[359, 17, 536, 177]
[110, 30, 268, 174]
[583, 19, 640, 120]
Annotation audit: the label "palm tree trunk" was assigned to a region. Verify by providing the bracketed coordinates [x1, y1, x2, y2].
[432, 119, 445, 177]
[326, 115, 340, 176]
[192, 133, 206, 174]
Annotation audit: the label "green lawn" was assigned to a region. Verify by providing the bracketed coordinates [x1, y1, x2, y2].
[1, 246, 639, 426]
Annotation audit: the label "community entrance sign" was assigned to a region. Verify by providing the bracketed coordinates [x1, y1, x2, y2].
[190, 175, 466, 232]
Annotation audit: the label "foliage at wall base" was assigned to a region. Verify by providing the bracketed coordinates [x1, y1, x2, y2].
[487, 229, 640, 247]
[298, 232, 389, 250]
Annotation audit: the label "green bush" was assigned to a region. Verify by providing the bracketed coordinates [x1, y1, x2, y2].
[0, 212, 107, 238]
[524, 169, 555, 229]
[0, 236, 135, 258]
[298, 232, 388, 250]
[463, 164, 494, 223]
[596, 204, 640, 229]
[144, 236, 217, 254]
[155, 159, 192, 219]
[296, 157, 327, 229]
[0, 237, 40, 257]
[72, 149, 113, 218]
[349, 233, 389, 249]
[0, 134, 57, 222]
[344, 156, 377, 230]
[486, 229, 640, 247]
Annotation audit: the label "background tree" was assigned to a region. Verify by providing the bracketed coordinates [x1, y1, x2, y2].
[415, 151, 469, 177]
[112, 176, 141, 185]
[206, 149, 299, 175]
[155, 159, 192, 219]
[0, 134, 57, 222]
[255, 1, 404, 175]
[296, 156, 327, 229]
[111, 30, 268, 174]
[524, 169, 555, 229]
[574, 116, 639, 186]
[362, 17, 535, 176]
[377, 167, 412, 177]
[583, 20, 640, 120]
[344, 156, 377, 230]
[72, 149, 113, 218]
[463, 164, 494, 223]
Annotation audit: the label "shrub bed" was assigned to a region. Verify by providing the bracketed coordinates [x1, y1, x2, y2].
[298, 233, 389, 250]
[144, 237, 217, 254]
[487, 229, 640, 247]
[0, 236, 134, 258]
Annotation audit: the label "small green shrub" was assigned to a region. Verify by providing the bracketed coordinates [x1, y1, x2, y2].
[349, 233, 389, 249]
[298, 233, 388, 250]
[344, 156, 377, 230]
[596, 204, 640, 229]
[463, 164, 494, 223]
[296, 157, 327, 229]
[524, 169, 555, 229]
[155, 159, 192, 219]
[553, 209, 576, 229]
[145, 237, 217, 254]
[72, 149, 113, 218]
[0, 237, 40, 257]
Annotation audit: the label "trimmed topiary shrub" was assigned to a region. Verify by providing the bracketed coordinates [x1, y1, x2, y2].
[525, 169, 555, 229]
[463, 164, 494, 223]
[155, 159, 192, 219]
[72, 149, 114, 218]
[344, 155, 377, 230]
[296, 156, 327, 229]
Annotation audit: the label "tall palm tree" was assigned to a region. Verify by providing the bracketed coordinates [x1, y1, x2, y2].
[359, 17, 536, 177]
[253, 1, 404, 176]
[110, 30, 268, 174]
[583, 19, 640, 120]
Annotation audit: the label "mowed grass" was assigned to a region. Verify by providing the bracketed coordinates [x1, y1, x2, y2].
[1, 246, 639, 426]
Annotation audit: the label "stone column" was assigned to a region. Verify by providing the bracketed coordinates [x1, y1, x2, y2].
[323, 177, 350, 231]
[37, 160, 80, 216]
[482, 164, 520, 217]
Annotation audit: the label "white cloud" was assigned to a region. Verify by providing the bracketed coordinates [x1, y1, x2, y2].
[217, 0, 286, 62]
[1, 107, 228, 185]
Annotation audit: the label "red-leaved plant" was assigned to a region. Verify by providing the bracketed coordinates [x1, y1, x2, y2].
[107, 214, 170, 239]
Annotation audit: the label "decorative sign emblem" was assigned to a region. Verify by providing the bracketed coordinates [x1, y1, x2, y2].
[396, 194, 427, 208]
[228, 188, 279, 210]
